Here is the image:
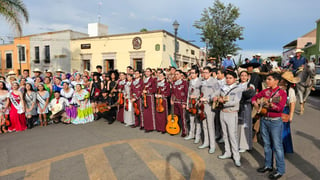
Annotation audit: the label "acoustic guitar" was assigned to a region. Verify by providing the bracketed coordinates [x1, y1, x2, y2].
[97, 103, 118, 113]
[166, 102, 180, 135]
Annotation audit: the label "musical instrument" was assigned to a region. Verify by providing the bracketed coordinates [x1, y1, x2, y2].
[188, 98, 197, 115]
[212, 96, 229, 110]
[125, 99, 129, 111]
[142, 87, 148, 108]
[133, 101, 140, 116]
[252, 96, 281, 118]
[118, 92, 124, 106]
[166, 100, 180, 135]
[0, 115, 10, 133]
[96, 103, 118, 113]
[51, 103, 63, 115]
[93, 87, 101, 97]
[155, 89, 164, 113]
[197, 93, 206, 121]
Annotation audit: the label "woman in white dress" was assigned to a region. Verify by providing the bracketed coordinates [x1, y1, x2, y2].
[0, 81, 9, 133]
[37, 83, 50, 126]
[123, 74, 134, 126]
[60, 81, 77, 123]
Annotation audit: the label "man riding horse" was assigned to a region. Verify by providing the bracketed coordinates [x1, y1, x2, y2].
[288, 49, 306, 76]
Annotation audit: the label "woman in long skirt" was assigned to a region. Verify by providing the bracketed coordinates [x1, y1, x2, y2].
[280, 71, 299, 153]
[60, 81, 77, 124]
[36, 83, 50, 126]
[123, 74, 134, 126]
[155, 72, 170, 133]
[0, 81, 9, 133]
[7, 82, 27, 132]
[116, 72, 126, 123]
[24, 83, 37, 129]
[72, 84, 94, 124]
[238, 71, 256, 152]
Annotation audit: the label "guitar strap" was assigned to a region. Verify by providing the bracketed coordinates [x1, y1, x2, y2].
[225, 86, 238, 96]
[268, 88, 280, 102]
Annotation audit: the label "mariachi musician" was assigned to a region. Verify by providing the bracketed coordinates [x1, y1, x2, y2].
[199, 66, 220, 154]
[185, 67, 202, 143]
[142, 68, 157, 132]
[171, 69, 189, 137]
[116, 72, 126, 123]
[96, 89, 118, 124]
[155, 71, 171, 133]
[130, 70, 144, 128]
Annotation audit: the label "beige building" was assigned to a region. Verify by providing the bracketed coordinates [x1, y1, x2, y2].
[70, 30, 200, 73]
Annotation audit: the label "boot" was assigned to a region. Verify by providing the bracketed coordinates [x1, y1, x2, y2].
[27, 118, 33, 129]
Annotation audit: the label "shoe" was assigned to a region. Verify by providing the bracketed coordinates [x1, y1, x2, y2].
[257, 166, 273, 173]
[218, 138, 224, 143]
[198, 144, 209, 149]
[181, 134, 187, 137]
[184, 136, 194, 140]
[268, 172, 282, 179]
[239, 149, 247, 153]
[194, 139, 200, 144]
[218, 154, 231, 159]
[235, 160, 241, 167]
[209, 148, 215, 154]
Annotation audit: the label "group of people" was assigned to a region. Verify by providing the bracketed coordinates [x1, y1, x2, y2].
[0, 49, 307, 179]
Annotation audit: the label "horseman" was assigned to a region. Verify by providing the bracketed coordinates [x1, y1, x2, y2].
[288, 49, 306, 75]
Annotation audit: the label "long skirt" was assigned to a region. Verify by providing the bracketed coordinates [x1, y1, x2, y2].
[124, 100, 134, 126]
[8, 105, 27, 132]
[63, 105, 78, 124]
[282, 106, 293, 153]
[72, 101, 94, 124]
[155, 98, 169, 132]
[238, 103, 253, 150]
[117, 105, 124, 123]
[142, 95, 156, 131]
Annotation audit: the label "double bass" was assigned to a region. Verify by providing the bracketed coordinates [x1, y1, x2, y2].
[155, 89, 164, 113]
[166, 96, 180, 135]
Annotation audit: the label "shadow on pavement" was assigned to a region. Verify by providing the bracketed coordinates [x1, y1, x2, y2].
[295, 130, 320, 151]
[165, 152, 215, 180]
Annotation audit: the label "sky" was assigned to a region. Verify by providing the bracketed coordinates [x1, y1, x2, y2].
[1, 0, 320, 58]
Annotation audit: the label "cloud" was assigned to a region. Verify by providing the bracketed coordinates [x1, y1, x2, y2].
[151, 16, 172, 23]
[129, 12, 136, 19]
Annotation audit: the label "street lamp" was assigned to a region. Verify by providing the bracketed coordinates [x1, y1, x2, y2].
[17, 45, 22, 75]
[173, 20, 179, 66]
[205, 38, 209, 66]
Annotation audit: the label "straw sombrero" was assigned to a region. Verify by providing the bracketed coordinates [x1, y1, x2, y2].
[33, 68, 42, 73]
[281, 71, 300, 84]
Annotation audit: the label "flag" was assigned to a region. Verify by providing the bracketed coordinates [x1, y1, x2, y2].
[169, 55, 178, 68]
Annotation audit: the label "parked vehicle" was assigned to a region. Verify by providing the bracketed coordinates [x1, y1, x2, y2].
[313, 65, 320, 91]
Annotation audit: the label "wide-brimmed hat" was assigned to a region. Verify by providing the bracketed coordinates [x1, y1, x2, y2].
[240, 62, 261, 68]
[295, 49, 304, 53]
[6, 70, 16, 76]
[226, 54, 232, 57]
[208, 57, 216, 60]
[282, 71, 300, 84]
[56, 68, 64, 73]
[256, 53, 262, 57]
[46, 69, 53, 74]
[289, 55, 294, 58]
[33, 68, 42, 73]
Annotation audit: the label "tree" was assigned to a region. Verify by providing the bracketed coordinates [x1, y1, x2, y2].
[194, 0, 244, 58]
[140, 28, 148, 32]
[0, 0, 29, 36]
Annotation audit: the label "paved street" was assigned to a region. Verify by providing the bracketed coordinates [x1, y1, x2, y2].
[0, 93, 320, 180]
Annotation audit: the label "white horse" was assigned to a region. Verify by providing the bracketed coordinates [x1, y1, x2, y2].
[295, 61, 316, 114]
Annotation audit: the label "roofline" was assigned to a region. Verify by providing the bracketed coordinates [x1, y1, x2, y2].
[16, 29, 88, 38]
[72, 29, 200, 49]
[283, 39, 297, 48]
[301, 28, 317, 37]
[316, 18, 320, 23]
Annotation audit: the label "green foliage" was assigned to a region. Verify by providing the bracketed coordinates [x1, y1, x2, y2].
[0, 0, 29, 36]
[140, 28, 148, 32]
[194, 0, 244, 58]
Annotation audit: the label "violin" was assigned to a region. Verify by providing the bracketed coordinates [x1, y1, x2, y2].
[125, 99, 129, 111]
[155, 89, 164, 113]
[143, 88, 148, 108]
[133, 101, 140, 116]
[197, 93, 206, 121]
[188, 98, 197, 115]
[118, 92, 124, 106]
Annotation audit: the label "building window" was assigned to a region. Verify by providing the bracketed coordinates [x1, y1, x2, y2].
[18, 46, 26, 62]
[163, 45, 166, 51]
[44, 45, 50, 63]
[191, 49, 195, 55]
[6, 53, 12, 69]
[35, 46, 40, 63]
[104, 59, 114, 71]
[83, 60, 90, 71]
[155, 44, 160, 51]
[133, 58, 143, 72]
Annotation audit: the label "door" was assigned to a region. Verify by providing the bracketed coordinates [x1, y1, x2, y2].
[104, 59, 114, 72]
[133, 58, 142, 72]
[83, 60, 91, 72]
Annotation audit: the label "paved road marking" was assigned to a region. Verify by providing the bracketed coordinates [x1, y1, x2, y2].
[83, 148, 117, 180]
[0, 139, 205, 179]
[129, 140, 185, 180]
